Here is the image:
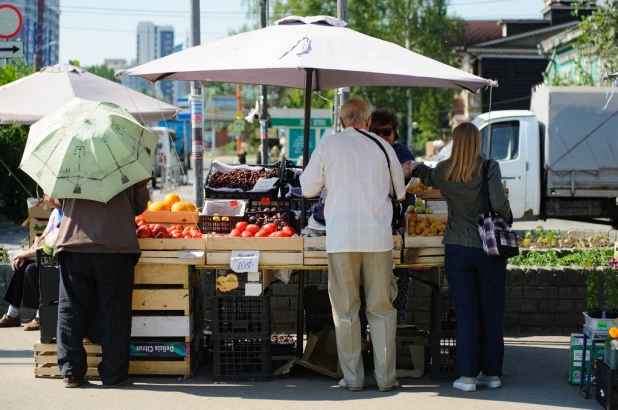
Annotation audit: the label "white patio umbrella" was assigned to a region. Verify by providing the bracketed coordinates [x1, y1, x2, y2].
[0, 64, 178, 125]
[118, 15, 497, 163]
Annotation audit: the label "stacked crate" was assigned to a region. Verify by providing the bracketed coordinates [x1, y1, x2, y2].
[304, 235, 402, 266]
[429, 268, 458, 381]
[28, 202, 51, 246]
[212, 290, 272, 381]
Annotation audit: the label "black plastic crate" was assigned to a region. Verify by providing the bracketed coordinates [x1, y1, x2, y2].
[212, 295, 270, 339]
[429, 333, 459, 381]
[597, 359, 618, 409]
[271, 342, 296, 359]
[213, 338, 271, 382]
[243, 208, 294, 231]
[430, 289, 456, 334]
[199, 215, 243, 234]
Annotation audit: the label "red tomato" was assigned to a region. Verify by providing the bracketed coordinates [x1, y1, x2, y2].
[170, 225, 182, 232]
[155, 232, 169, 239]
[148, 224, 156, 233]
[245, 224, 260, 235]
[172, 233, 184, 239]
[235, 221, 248, 232]
[136, 226, 152, 238]
[230, 229, 242, 237]
[282, 226, 296, 236]
[192, 232, 203, 238]
[153, 225, 168, 236]
[183, 226, 193, 234]
[262, 223, 277, 234]
[254, 230, 269, 237]
[273, 231, 286, 237]
[170, 229, 183, 236]
[135, 217, 146, 227]
[268, 232, 276, 237]
[241, 231, 254, 237]
[184, 234, 193, 239]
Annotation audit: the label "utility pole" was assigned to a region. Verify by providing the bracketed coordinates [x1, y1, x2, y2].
[405, 28, 414, 151]
[190, 0, 203, 208]
[259, 0, 269, 164]
[333, 0, 349, 134]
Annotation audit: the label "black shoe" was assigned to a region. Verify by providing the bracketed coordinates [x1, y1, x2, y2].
[103, 378, 130, 388]
[63, 375, 84, 388]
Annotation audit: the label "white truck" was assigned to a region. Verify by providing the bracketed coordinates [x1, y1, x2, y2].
[472, 86, 618, 227]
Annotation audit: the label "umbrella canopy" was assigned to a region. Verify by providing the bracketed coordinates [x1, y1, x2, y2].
[20, 98, 158, 203]
[0, 64, 178, 125]
[118, 15, 495, 92]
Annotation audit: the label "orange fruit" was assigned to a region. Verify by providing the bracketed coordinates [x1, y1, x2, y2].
[148, 201, 171, 212]
[171, 201, 196, 212]
[163, 193, 181, 208]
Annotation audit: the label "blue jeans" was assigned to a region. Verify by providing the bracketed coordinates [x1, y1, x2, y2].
[444, 244, 507, 377]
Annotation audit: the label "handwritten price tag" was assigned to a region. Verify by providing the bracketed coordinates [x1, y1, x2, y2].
[230, 250, 260, 272]
[253, 177, 279, 192]
[180, 251, 204, 259]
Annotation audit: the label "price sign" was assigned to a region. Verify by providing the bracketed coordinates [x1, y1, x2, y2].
[230, 250, 260, 273]
[230, 200, 239, 207]
[253, 177, 279, 192]
[180, 251, 204, 259]
[261, 197, 271, 205]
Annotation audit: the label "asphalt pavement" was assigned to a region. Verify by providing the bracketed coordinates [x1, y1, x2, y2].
[0, 327, 599, 410]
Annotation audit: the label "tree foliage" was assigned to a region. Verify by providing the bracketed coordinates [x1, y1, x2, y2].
[268, 0, 464, 150]
[577, 0, 618, 76]
[0, 60, 38, 222]
[86, 64, 121, 83]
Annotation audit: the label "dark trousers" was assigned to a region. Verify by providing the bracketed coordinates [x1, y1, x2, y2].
[4, 261, 40, 309]
[444, 244, 507, 378]
[57, 252, 137, 385]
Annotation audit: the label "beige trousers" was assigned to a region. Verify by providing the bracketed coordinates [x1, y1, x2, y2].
[327, 251, 397, 388]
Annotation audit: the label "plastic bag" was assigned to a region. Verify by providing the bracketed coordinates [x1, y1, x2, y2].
[42, 230, 58, 255]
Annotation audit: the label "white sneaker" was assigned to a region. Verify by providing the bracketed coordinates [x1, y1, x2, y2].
[476, 372, 501, 388]
[453, 376, 477, 392]
[338, 379, 363, 391]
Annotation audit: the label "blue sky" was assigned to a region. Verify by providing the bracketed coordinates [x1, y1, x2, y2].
[59, 0, 547, 66]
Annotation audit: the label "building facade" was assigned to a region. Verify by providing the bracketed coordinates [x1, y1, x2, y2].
[5, 0, 60, 68]
[135, 22, 175, 102]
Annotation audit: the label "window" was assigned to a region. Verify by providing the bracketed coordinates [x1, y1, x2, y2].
[480, 120, 520, 161]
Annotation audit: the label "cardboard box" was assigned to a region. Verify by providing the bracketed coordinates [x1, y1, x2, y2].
[28, 202, 52, 219]
[569, 333, 605, 385]
[295, 326, 343, 378]
[395, 329, 428, 378]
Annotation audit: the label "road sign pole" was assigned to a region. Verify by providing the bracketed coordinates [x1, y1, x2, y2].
[260, 0, 269, 164]
[190, 0, 203, 208]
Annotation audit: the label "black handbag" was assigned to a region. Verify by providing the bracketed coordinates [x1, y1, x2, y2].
[355, 128, 401, 230]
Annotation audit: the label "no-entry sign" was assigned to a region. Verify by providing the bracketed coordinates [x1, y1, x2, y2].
[0, 4, 23, 39]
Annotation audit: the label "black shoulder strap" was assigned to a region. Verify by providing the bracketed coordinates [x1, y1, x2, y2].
[482, 159, 491, 214]
[355, 128, 396, 199]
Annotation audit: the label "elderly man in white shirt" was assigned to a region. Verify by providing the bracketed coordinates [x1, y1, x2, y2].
[300, 98, 406, 392]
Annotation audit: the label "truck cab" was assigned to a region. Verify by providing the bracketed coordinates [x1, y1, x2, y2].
[473, 111, 541, 220]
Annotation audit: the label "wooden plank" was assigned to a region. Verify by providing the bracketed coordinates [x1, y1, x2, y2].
[35, 343, 103, 354]
[131, 315, 193, 338]
[35, 356, 101, 366]
[206, 251, 303, 266]
[134, 264, 188, 287]
[418, 247, 445, 256]
[132, 289, 191, 312]
[35, 366, 99, 378]
[303, 236, 401, 251]
[139, 211, 200, 224]
[404, 235, 444, 248]
[416, 256, 445, 264]
[138, 238, 205, 250]
[128, 359, 191, 376]
[138, 257, 203, 266]
[206, 236, 304, 251]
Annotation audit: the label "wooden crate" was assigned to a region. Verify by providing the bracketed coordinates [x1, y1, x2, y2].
[403, 247, 445, 265]
[34, 343, 196, 378]
[205, 236, 304, 251]
[139, 210, 200, 225]
[206, 251, 303, 266]
[138, 238, 205, 250]
[303, 235, 402, 266]
[132, 315, 194, 339]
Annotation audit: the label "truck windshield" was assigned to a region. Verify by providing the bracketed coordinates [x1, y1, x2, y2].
[479, 121, 520, 161]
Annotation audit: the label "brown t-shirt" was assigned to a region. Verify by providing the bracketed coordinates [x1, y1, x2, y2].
[55, 181, 150, 254]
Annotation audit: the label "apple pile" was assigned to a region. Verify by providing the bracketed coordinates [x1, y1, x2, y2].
[229, 221, 297, 238]
[135, 217, 203, 239]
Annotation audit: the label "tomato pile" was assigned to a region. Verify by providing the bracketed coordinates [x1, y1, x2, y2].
[135, 217, 203, 239]
[229, 221, 297, 238]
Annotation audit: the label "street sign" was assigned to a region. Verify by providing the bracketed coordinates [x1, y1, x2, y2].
[0, 4, 23, 39]
[176, 97, 190, 120]
[0, 40, 23, 58]
[233, 120, 245, 132]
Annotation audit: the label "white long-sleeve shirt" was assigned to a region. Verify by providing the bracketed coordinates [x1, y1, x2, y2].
[300, 127, 406, 253]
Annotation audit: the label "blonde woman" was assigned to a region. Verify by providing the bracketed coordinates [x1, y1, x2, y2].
[411, 122, 512, 392]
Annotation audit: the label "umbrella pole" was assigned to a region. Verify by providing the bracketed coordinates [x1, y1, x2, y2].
[300, 68, 314, 229]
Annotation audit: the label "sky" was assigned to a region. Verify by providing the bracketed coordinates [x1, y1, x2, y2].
[59, 0, 547, 66]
